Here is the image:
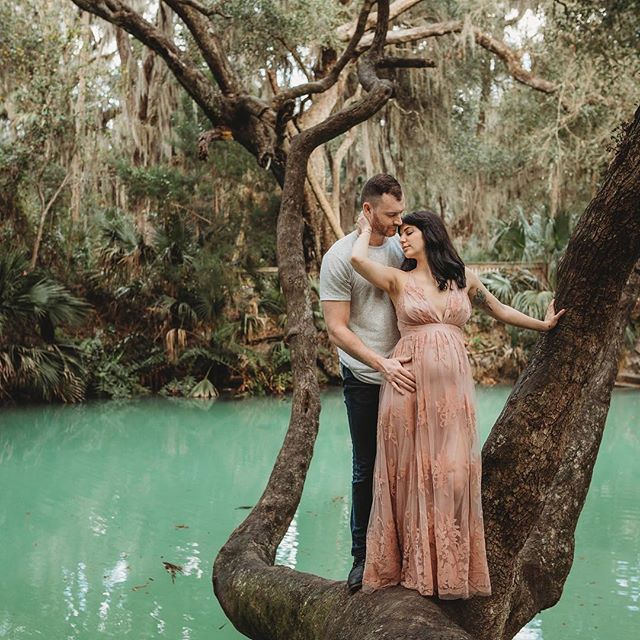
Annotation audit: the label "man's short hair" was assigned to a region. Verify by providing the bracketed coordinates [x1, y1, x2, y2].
[361, 173, 403, 206]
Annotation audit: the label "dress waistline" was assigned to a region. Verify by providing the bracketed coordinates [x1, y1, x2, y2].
[398, 322, 463, 337]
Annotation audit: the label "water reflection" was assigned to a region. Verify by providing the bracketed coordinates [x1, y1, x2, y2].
[615, 559, 640, 611]
[276, 514, 299, 569]
[62, 561, 89, 636]
[89, 512, 108, 536]
[178, 542, 203, 579]
[150, 600, 166, 634]
[515, 618, 543, 639]
[98, 553, 130, 632]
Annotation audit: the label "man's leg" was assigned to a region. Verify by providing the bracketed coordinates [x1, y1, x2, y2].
[342, 365, 380, 591]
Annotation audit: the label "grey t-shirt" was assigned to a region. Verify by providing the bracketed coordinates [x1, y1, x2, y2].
[319, 231, 405, 384]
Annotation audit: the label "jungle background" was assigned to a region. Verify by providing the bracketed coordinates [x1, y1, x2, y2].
[1, 0, 638, 403]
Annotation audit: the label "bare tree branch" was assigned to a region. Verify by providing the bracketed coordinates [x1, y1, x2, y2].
[330, 87, 363, 221]
[162, 0, 241, 96]
[331, 125, 358, 219]
[272, 0, 376, 110]
[336, 0, 425, 41]
[31, 172, 72, 271]
[71, 0, 280, 176]
[358, 0, 393, 91]
[473, 29, 557, 94]
[70, 0, 232, 123]
[358, 19, 464, 48]
[306, 169, 344, 240]
[357, 20, 558, 94]
[173, 0, 230, 19]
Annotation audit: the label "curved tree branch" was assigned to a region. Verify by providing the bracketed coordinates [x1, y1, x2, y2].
[172, 0, 230, 19]
[501, 264, 640, 637]
[356, 18, 465, 47]
[336, 0, 425, 41]
[71, 0, 280, 178]
[70, 0, 233, 123]
[442, 105, 640, 639]
[331, 124, 358, 220]
[473, 29, 556, 94]
[357, 21, 558, 94]
[306, 168, 344, 240]
[272, 0, 375, 110]
[162, 0, 241, 96]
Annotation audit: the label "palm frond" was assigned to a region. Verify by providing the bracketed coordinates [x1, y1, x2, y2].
[510, 290, 554, 320]
[190, 376, 218, 399]
[511, 269, 542, 290]
[0, 251, 35, 331]
[0, 344, 86, 402]
[479, 271, 514, 303]
[24, 279, 90, 326]
[0, 251, 90, 335]
[99, 215, 142, 255]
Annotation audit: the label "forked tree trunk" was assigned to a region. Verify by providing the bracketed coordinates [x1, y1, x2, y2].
[214, 108, 640, 638]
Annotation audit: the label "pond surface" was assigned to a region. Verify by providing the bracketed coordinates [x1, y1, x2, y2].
[1, 387, 638, 639]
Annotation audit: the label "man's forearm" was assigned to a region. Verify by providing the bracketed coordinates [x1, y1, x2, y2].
[327, 325, 383, 372]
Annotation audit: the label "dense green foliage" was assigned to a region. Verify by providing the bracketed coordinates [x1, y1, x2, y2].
[0, 0, 637, 401]
[0, 251, 89, 401]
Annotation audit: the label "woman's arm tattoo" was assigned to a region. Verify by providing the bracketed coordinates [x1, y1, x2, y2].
[472, 288, 492, 310]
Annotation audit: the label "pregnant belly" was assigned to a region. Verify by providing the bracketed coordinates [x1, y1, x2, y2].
[395, 329, 470, 381]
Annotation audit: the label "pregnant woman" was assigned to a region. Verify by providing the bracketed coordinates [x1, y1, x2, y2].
[351, 210, 565, 599]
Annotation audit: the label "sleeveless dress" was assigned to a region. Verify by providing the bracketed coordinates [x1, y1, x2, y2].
[362, 274, 492, 599]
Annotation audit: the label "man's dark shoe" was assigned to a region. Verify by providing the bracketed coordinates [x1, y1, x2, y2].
[347, 557, 365, 593]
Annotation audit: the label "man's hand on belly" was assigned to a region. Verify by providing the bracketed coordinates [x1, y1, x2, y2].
[378, 355, 416, 395]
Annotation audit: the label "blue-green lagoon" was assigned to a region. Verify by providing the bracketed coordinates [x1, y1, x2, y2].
[1, 387, 638, 639]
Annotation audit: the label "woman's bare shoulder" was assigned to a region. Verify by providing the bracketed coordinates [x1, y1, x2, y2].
[464, 266, 480, 287]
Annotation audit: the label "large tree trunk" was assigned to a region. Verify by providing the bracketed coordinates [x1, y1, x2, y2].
[449, 106, 640, 638]
[214, 107, 640, 638]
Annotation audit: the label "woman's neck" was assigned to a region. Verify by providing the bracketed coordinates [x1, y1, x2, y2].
[414, 254, 433, 280]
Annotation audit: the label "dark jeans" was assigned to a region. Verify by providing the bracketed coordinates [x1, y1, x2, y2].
[342, 365, 380, 560]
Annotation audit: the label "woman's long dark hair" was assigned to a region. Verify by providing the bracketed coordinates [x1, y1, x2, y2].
[400, 210, 466, 290]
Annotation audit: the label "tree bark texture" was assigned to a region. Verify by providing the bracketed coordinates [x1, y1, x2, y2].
[449, 107, 640, 638]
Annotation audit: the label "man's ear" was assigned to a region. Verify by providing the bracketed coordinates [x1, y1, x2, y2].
[362, 202, 372, 219]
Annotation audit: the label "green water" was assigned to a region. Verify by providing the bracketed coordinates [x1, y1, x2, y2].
[0, 388, 638, 639]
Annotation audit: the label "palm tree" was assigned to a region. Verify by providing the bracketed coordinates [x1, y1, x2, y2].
[0, 251, 90, 401]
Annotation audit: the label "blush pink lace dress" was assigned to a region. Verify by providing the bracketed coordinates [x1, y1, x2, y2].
[362, 274, 491, 599]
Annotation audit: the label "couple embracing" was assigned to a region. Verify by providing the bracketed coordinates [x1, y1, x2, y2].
[319, 174, 565, 599]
